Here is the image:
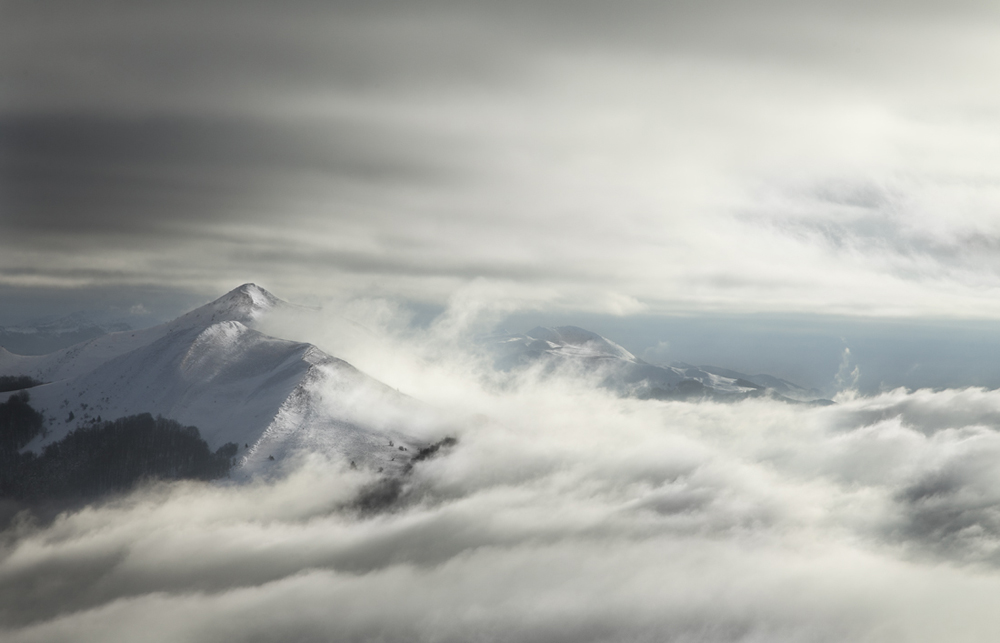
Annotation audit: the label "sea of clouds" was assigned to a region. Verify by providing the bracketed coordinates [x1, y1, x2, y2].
[5, 299, 1000, 642]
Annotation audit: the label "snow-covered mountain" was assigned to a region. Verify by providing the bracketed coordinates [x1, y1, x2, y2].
[0, 284, 426, 477]
[489, 326, 829, 403]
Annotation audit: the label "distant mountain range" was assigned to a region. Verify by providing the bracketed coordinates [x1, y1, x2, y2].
[0, 313, 134, 356]
[488, 326, 830, 404]
[0, 286, 832, 490]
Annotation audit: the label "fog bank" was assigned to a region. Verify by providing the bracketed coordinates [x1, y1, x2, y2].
[6, 304, 1000, 641]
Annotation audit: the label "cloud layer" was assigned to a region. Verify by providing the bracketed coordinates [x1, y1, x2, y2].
[6, 1, 1000, 317]
[7, 310, 1000, 641]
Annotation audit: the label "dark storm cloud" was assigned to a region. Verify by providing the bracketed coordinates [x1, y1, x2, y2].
[8, 0, 997, 126]
[238, 244, 592, 282]
[1, 0, 499, 259]
[0, 113, 453, 236]
[6, 0, 1000, 316]
[1, 0, 531, 112]
[6, 0, 996, 110]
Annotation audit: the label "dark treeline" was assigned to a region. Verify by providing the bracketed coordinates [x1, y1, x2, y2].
[409, 436, 458, 465]
[0, 375, 43, 393]
[0, 393, 237, 505]
[0, 391, 44, 455]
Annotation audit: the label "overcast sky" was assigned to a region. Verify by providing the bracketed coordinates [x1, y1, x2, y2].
[5, 0, 1000, 384]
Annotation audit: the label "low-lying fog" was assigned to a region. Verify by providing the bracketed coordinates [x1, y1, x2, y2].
[5, 300, 1000, 642]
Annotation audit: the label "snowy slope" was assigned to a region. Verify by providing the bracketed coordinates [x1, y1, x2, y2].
[2, 284, 427, 477]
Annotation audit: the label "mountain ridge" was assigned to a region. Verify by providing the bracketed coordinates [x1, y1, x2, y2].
[1, 284, 427, 477]
[490, 325, 830, 403]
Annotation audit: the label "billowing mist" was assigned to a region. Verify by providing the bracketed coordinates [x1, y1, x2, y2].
[6, 300, 1000, 642]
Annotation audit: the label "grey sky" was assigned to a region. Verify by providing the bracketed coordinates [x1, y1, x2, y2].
[5, 0, 1000, 385]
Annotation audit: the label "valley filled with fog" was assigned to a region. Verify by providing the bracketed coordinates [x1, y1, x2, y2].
[6, 299, 1000, 642]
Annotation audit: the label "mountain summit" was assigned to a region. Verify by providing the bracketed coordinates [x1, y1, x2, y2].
[173, 283, 282, 329]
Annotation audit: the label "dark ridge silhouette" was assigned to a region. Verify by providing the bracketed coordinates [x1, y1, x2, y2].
[0, 392, 44, 455]
[0, 376, 44, 394]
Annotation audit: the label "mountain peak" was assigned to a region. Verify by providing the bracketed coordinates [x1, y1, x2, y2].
[167, 284, 283, 331]
[221, 283, 279, 307]
[213, 283, 280, 314]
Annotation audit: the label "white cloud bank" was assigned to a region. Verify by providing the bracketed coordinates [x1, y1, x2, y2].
[7, 308, 1000, 642]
